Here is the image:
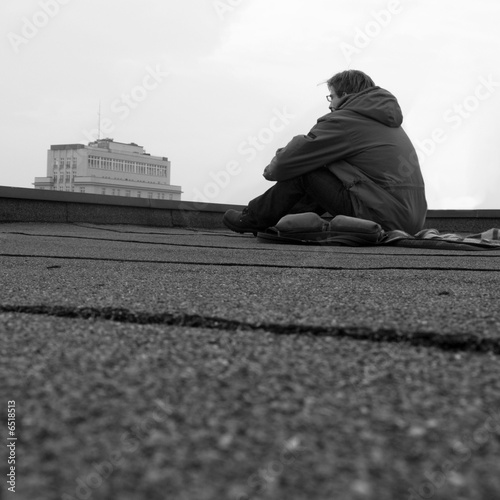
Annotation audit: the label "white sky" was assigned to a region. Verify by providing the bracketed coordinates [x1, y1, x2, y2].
[2, 0, 500, 209]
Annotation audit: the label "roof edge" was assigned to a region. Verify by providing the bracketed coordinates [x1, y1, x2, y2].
[1, 186, 499, 217]
[1, 186, 499, 231]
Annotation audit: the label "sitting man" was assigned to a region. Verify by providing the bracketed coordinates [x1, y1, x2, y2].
[223, 69, 427, 235]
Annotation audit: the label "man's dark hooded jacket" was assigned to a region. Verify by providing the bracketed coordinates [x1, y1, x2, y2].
[264, 86, 427, 234]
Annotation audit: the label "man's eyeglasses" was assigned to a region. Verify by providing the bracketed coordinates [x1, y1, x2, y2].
[327, 93, 346, 102]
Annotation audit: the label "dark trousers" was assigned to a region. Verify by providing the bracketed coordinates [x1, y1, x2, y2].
[247, 168, 354, 227]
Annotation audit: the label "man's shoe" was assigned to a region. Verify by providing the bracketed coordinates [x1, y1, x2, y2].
[222, 209, 267, 235]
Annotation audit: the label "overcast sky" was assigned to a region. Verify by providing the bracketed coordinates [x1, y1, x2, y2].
[2, 0, 500, 209]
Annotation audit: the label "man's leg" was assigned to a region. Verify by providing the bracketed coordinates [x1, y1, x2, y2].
[223, 168, 354, 233]
[287, 194, 327, 216]
[247, 168, 354, 226]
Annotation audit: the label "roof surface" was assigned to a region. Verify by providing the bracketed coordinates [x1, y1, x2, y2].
[1, 222, 500, 500]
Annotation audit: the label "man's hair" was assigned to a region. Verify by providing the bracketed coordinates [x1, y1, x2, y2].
[327, 70, 375, 96]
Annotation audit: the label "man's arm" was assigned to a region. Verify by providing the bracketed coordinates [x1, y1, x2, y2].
[263, 115, 353, 182]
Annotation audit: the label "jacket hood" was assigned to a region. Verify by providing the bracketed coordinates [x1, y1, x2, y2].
[336, 86, 403, 127]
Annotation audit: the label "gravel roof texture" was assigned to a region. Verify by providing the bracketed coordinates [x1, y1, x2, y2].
[1, 222, 500, 500]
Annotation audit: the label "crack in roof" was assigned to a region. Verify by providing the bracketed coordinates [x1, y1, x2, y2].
[2, 304, 499, 356]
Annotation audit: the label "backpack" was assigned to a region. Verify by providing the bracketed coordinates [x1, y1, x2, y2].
[257, 212, 385, 246]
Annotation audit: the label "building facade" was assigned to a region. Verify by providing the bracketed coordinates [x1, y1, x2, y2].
[33, 139, 182, 200]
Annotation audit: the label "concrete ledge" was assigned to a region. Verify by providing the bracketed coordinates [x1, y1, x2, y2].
[1, 186, 499, 231]
[424, 214, 500, 233]
[0, 186, 243, 228]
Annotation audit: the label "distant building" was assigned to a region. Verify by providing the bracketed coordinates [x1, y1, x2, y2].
[33, 139, 182, 200]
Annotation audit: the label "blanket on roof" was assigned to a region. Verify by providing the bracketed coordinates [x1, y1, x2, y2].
[256, 213, 500, 251]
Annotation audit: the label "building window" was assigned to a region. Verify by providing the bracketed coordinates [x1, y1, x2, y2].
[111, 189, 115, 196]
[89, 156, 96, 169]
[80, 187, 85, 193]
[125, 190, 131, 197]
[101, 188, 106, 195]
[137, 191, 141, 198]
[148, 192, 153, 199]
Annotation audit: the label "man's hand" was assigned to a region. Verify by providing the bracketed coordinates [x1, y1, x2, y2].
[263, 148, 285, 181]
[263, 164, 276, 181]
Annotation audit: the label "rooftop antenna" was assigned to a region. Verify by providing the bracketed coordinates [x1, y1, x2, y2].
[97, 101, 101, 140]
